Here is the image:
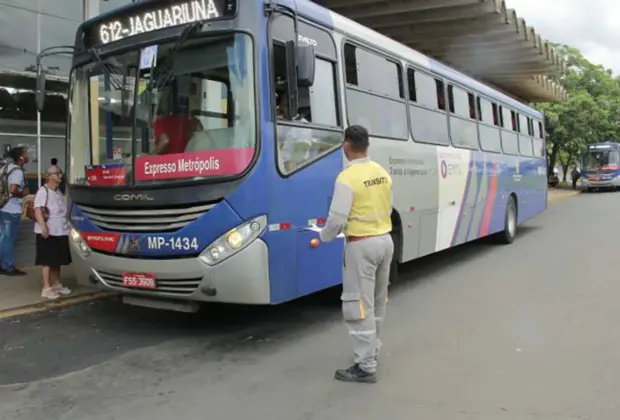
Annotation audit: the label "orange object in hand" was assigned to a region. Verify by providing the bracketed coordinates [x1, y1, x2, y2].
[310, 238, 320, 248]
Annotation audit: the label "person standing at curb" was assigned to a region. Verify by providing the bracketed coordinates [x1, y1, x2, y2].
[571, 167, 581, 190]
[310, 125, 394, 384]
[0, 147, 29, 276]
[50, 158, 65, 194]
[33, 165, 72, 300]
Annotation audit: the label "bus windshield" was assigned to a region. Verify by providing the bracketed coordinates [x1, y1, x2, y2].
[581, 148, 620, 171]
[67, 33, 255, 187]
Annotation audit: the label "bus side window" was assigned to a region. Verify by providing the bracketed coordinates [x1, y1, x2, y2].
[273, 41, 342, 175]
[538, 121, 544, 138]
[435, 79, 446, 110]
[511, 110, 518, 132]
[492, 103, 499, 126]
[478, 97, 502, 153]
[272, 43, 290, 120]
[343, 42, 407, 140]
[307, 58, 339, 127]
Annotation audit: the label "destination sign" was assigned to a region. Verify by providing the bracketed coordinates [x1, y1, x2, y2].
[92, 0, 236, 46]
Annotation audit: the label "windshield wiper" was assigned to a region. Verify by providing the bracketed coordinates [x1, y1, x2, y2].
[87, 48, 127, 90]
[145, 21, 203, 92]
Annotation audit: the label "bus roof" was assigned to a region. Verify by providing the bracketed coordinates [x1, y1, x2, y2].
[75, 0, 541, 118]
[588, 142, 620, 149]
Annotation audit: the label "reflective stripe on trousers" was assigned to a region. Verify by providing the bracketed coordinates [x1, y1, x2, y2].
[341, 233, 394, 374]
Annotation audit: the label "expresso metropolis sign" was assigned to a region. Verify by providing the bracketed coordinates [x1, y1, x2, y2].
[91, 0, 236, 46]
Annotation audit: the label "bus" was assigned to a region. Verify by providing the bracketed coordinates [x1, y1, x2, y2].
[579, 142, 620, 191]
[35, 0, 548, 312]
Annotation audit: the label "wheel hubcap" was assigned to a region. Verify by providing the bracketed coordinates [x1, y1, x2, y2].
[507, 204, 516, 237]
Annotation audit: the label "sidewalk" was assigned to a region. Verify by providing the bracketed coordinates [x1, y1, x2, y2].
[0, 265, 109, 318]
[548, 187, 581, 203]
[1, 217, 112, 319]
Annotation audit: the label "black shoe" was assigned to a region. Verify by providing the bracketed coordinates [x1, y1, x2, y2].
[4, 268, 26, 276]
[334, 364, 377, 383]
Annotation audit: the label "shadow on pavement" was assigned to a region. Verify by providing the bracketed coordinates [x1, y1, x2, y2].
[0, 227, 535, 386]
[393, 224, 539, 290]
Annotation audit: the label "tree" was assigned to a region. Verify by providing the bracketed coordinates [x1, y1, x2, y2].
[536, 45, 620, 177]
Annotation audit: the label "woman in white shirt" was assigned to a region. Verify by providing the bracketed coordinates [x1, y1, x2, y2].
[33, 166, 72, 300]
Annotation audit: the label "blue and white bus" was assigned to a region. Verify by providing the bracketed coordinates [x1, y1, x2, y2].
[580, 142, 620, 191]
[36, 0, 548, 312]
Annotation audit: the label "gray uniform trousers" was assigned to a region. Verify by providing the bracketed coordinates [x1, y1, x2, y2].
[341, 233, 394, 373]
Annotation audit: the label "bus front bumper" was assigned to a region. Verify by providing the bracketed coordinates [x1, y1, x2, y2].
[581, 177, 620, 188]
[70, 238, 271, 305]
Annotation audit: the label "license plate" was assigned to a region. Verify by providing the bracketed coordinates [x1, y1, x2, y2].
[589, 177, 599, 181]
[122, 272, 156, 289]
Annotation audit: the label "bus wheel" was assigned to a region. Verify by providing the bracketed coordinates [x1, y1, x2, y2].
[497, 196, 517, 245]
[389, 229, 401, 284]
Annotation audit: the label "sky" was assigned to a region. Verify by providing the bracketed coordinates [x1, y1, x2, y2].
[508, 0, 620, 74]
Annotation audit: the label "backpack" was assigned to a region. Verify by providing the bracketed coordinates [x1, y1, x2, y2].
[0, 165, 21, 209]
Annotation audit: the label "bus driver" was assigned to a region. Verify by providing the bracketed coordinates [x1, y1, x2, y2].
[153, 95, 202, 155]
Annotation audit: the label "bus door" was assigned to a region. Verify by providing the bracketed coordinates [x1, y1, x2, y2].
[269, 11, 345, 298]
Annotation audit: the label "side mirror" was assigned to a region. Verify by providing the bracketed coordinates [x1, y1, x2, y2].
[296, 44, 315, 87]
[35, 68, 46, 112]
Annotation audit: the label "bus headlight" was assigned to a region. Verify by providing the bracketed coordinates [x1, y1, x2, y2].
[199, 215, 267, 266]
[227, 230, 244, 249]
[69, 226, 91, 257]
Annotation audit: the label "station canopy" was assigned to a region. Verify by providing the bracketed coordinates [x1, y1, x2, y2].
[314, 0, 567, 103]
[0, 69, 68, 93]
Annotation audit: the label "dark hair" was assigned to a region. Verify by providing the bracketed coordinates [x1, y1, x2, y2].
[51, 158, 58, 166]
[8, 146, 25, 162]
[344, 125, 370, 152]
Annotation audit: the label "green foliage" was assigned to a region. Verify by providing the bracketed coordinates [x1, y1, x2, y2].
[535, 45, 620, 173]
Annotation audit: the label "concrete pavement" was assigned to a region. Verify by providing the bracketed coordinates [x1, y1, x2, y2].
[2, 189, 619, 419]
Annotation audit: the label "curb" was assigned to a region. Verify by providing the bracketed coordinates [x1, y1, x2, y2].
[548, 190, 580, 204]
[0, 291, 115, 320]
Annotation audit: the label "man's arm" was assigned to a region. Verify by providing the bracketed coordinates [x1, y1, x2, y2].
[319, 180, 353, 243]
[153, 132, 170, 155]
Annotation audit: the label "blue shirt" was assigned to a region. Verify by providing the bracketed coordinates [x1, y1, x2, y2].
[2, 164, 25, 215]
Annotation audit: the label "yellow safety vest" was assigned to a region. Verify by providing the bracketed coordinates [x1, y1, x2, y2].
[337, 160, 392, 237]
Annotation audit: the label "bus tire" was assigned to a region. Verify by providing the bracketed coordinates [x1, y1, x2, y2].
[389, 228, 401, 284]
[497, 196, 517, 245]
